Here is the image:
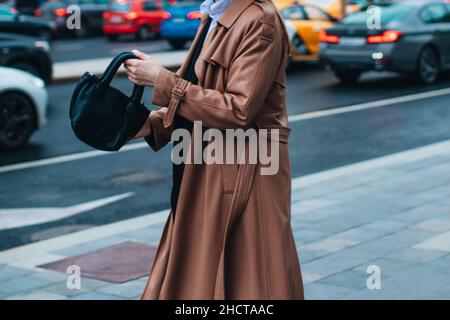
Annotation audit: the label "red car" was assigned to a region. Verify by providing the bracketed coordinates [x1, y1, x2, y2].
[103, 0, 168, 41]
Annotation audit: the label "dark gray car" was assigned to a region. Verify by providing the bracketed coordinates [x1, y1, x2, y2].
[319, 1, 450, 84]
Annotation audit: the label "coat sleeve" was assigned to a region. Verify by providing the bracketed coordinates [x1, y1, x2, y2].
[143, 107, 172, 151]
[150, 14, 285, 130]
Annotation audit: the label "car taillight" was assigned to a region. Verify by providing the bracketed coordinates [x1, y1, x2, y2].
[187, 10, 201, 20]
[319, 30, 339, 43]
[54, 8, 67, 16]
[126, 11, 138, 20]
[34, 8, 42, 16]
[367, 30, 403, 44]
[162, 11, 172, 20]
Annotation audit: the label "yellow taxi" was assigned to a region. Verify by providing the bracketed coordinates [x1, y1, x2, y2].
[314, 0, 366, 19]
[274, 0, 337, 62]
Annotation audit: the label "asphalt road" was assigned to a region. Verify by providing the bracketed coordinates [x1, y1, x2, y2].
[1, 65, 449, 250]
[51, 36, 178, 62]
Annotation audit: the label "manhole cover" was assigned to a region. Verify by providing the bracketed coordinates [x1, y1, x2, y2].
[39, 241, 157, 283]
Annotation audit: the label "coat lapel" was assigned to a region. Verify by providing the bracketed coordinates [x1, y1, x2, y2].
[217, 0, 256, 29]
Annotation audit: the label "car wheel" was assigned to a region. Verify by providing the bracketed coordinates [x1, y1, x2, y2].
[169, 40, 186, 50]
[107, 34, 119, 41]
[334, 70, 362, 84]
[416, 46, 440, 85]
[135, 26, 150, 41]
[9, 61, 42, 80]
[0, 92, 37, 149]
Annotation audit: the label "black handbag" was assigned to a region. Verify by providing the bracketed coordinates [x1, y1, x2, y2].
[70, 52, 150, 152]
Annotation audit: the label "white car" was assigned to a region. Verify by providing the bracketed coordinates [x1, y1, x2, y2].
[0, 66, 47, 149]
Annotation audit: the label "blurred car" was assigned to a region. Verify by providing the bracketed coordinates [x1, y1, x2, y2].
[319, 0, 450, 84]
[14, 0, 47, 15]
[0, 3, 55, 40]
[274, 0, 365, 20]
[160, 0, 202, 49]
[276, 1, 337, 62]
[314, 0, 367, 19]
[35, 0, 109, 37]
[0, 32, 53, 83]
[0, 66, 47, 149]
[103, 0, 166, 41]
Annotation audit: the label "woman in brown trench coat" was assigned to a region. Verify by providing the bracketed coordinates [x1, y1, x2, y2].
[125, 0, 304, 300]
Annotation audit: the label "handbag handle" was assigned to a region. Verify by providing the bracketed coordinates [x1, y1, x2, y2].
[97, 52, 144, 103]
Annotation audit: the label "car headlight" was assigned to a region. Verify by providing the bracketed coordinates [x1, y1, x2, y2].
[35, 40, 50, 52]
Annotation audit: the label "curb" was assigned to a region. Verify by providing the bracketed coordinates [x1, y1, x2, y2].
[51, 50, 188, 83]
[1, 139, 449, 266]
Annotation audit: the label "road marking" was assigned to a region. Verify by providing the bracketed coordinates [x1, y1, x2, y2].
[0, 193, 134, 230]
[288, 87, 450, 122]
[1, 87, 450, 174]
[0, 142, 148, 174]
[1, 139, 449, 265]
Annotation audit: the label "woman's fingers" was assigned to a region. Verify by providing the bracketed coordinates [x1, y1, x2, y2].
[124, 65, 136, 74]
[124, 59, 140, 71]
[128, 75, 139, 85]
[132, 49, 150, 60]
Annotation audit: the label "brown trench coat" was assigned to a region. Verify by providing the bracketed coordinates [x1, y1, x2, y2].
[141, 0, 304, 300]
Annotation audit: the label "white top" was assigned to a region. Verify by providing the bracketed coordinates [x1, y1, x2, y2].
[200, 0, 233, 35]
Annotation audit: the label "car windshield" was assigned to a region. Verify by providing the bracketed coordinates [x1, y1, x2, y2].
[110, 0, 131, 11]
[164, 0, 201, 8]
[0, 6, 15, 17]
[343, 4, 413, 25]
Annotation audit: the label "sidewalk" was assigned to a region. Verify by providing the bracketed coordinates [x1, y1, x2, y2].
[52, 50, 188, 82]
[1, 140, 449, 300]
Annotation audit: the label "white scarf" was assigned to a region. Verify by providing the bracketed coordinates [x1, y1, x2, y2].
[200, 0, 233, 35]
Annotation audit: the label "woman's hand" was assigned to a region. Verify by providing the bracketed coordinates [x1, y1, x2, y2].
[124, 49, 163, 87]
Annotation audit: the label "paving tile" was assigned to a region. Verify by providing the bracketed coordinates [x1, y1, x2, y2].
[413, 231, 450, 252]
[301, 271, 325, 285]
[363, 219, 410, 232]
[0, 274, 57, 297]
[4, 291, 67, 300]
[302, 237, 359, 253]
[32, 269, 68, 282]
[411, 218, 450, 232]
[385, 248, 448, 264]
[391, 204, 450, 224]
[293, 227, 331, 244]
[304, 282, 358, 300]
[40, 242, 156, 283]
[426, 254, 450, 275]
[331, 226, 387, 243]
[0, 265, 31, 282]
[52, 235, 131, 257]
[319, 269, 374, 290]
[118, 227, 163, 245]
[97, 277, 147, 299]
[293, 198, 340, 211]
[343, 269, 450, 300]
[302, 229, 436, 280]
[40, 278, 111, 297]
[297, 248, 330, 263]
[353, 258, 429, 281]
[69, 292, 125, 300]
[323, 185, 379, 202]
